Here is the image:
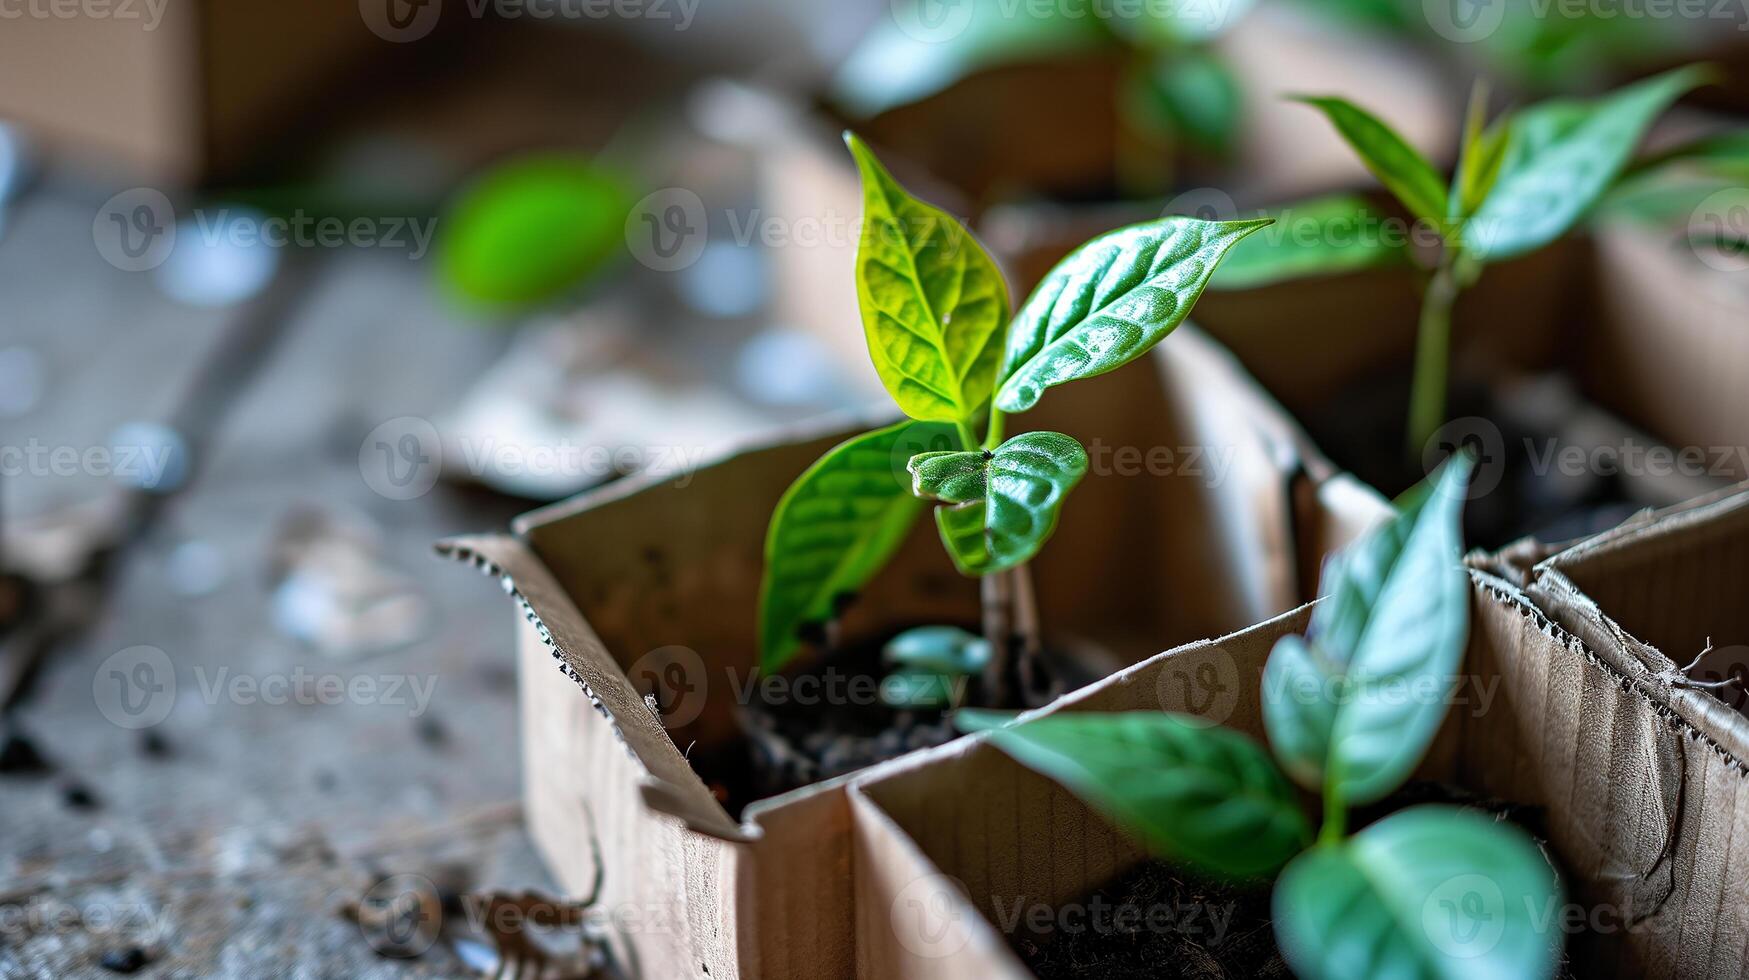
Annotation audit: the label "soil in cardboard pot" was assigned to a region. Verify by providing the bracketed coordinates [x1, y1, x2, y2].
[709, 624, 1069, 813]
[1301, 371, 1647, 551]
[1012, 781, 1576, 980]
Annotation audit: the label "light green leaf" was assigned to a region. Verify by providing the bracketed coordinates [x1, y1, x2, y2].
[883, 625, 990, 676]
[1275, 806, 1563, 980]
[1208, 194, 1412, 290]
[1293, 95, 1449, 229]
[973, 711, 1311, 878]
[1262, 455, 1472, 804]
[438, 155, 631, 307]
[830, 0, 1109, 118]
[1129, 49, 1243, 155]
[847, 134, 1010, 424]
[1452, 81, 1513, 222]
[910, 431, 1089, 574]
[995, 216, 1268, 413]
[1463, 65, 1709, 261]
[758, 420, 956, 674]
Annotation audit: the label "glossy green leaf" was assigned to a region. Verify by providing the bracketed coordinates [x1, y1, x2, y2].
[934, 499, 994, 576]
[831, 0, 1109, 118]
[1293, 96, 1449, 229]
[1275, 806, 1562, 980]
[847, 134, 1010, 424]
[1208, 194, 1412, 290]
[995, 217, 1268, 413]
[970, 711, 1311, 878]
[1262, 455, 1472, 804]
[438, 155, 631, 307]
[1463, 65, 1708, 261]
[758, 420, 955, 674]
[883, 625, 990, 676]
[910, 431, 1089, 574]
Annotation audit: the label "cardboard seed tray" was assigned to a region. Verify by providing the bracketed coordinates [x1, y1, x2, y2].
[851, 489, 1749, 979]
[440, 329, 1391, 979]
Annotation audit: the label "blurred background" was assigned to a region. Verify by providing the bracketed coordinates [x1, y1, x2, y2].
[0, 0, 1745, 975]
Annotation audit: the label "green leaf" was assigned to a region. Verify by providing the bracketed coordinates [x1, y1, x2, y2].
[830, 0, 1109, 118]
[1452, 81, 1513, 222]
[1208, 194, 1412, 291]
[883, 625, 990, 676]
[973, 712, 1311, 878]
[758, 420, 956, 674]
[910, 431, 1089, 574]
[1105, 0, 1254, 45]
[1262, 455, 1472, 805]
[1275, 806, 1562, 980]
[1463, 65, 1709, 261]
[438, 155, 631, 307]
[1129, 50, 1243, 156]
[1292, 95, 1449, 229]
[879, 668, 961, 710]
[847, 134, 1011, 424]
[995, 217, 1268, 413]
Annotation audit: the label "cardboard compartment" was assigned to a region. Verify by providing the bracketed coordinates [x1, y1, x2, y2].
[1581, 223, 1749, 482]
[441, 329, 1391, 979]
[851, 567, 1749, 978]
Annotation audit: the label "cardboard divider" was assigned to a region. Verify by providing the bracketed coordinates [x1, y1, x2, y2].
[850, 575, 1749, 978]
[442, 330, 1391, 979]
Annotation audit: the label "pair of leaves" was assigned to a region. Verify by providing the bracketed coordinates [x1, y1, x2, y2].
[1296, 65, 1707, 264]
[1262, 455, 1472, 805]
[909, 431, 1089, 575]
[757, 420, 954, 674]
[1275, 806, 1562, 980]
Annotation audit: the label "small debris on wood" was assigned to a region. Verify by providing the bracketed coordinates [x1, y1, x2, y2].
[0, 721, 52, 775]
[138, 729, 171, 759]
[61, 780, 99, 810]
[98, 946, 151, 973]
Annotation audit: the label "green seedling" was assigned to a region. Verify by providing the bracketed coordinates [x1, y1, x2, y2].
[757, 134, 1269, 706]
[1212, 66, 1714, 454]
[962, 454, 1566, 979]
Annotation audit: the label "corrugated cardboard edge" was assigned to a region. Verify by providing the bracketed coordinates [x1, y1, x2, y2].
[435, 533, 749, 843]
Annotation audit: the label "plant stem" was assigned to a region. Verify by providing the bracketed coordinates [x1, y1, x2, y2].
[1319, 782, 1346, 846]
[1009, 563, 1043, 700]
[1406, 247, 1462, 458]
[980, 570, 1013, 706]
[983, 407, 1005, 450]
[955, 420, 979, 454]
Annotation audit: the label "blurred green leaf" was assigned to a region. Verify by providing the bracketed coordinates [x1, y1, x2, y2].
[1208, 194, 1412, 290]
[1293, 95, 1449, 230]
[1275, 806, 1562, 980]
[883, 625, 990, 675]
[1130, 49, 1243, 156]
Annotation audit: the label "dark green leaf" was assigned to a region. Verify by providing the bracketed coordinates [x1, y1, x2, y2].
[758, 420, 955, 674]
[831, 0, 1109, 118]
[847, 134, 1010, 424]
[1208, 194, 1412, 290]
[1129, 50, 1243, 156]
[995, 217, 1268, 412]
[974, 711, 1311, 878]
[1262, 455, 1472, 804]
[910, 431, 1089, 574]
[1292, 95, 1449, 229]
[438, 155, 630, 307]
[1463, 65, 1709, 261]
[1275, 806, 1562, 980]
[883, 625, 990, 676]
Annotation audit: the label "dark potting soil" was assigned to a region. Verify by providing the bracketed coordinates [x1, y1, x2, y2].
[1014, 780, 1575, 980]
[1301, 370, 1648, 551]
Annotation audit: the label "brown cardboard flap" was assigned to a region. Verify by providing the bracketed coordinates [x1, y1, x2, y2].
[436, 533, 747, 842]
